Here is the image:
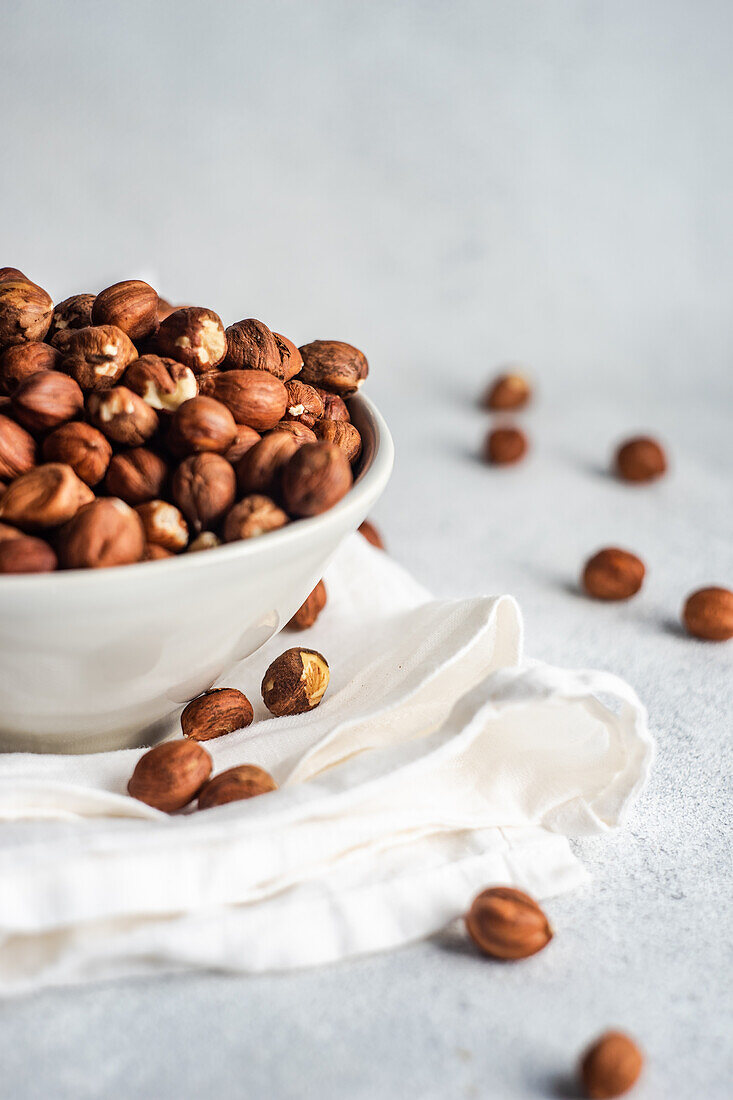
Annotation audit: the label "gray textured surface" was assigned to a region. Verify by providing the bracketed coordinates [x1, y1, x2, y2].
[1, 1, 732, 1096]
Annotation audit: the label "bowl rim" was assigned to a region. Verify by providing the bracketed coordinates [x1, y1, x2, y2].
[0, 393, 394, 591]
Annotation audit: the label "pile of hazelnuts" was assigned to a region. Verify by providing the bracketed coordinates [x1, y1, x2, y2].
[0, 269, 368, 573]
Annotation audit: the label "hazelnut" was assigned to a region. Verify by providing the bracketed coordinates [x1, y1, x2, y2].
[58, 498, 145, 569]
[127, 740, 212, 813]
[105, 447, 168, 506]
[0, 522, 23, 543]
[55, 324, 137, 391]
[465, 886, 552, 959]
[315, 388, 350, 422]
[86, 387, 159, 447]
[582, 548, 645, 601]
[92, 279, 159, 341]
[0, 535, 57, 574]
[0, 268, 27, 283]
[682, 586, 733, 642]
[273, 333, 303, 381]
[181, 687, 254, 741]
[272, 421, 317, 445]
[314, 418, 362, 464]
[11, 370, 84, 435]
[0, 341, 60, 395]
[172, 452, 236, 532]
[224, 424, 261, 465]
[143, 543, 173, 561]
[483, 426, 528, 465]
[42, 422, 112, 486]
[299, 340, 368, 397]
[483, 371, 531, 410]
[579, 1031, 643, 1098]
[224, 319, 303, 382]
[135, 500, 188, 552]
[0, 463, 94, 529]
[288, 579, 327, 630]
[223, 494, 289, 541]
[169, 396, 237, 455]
[0, 414, 37, 480]
[122, 355, 198, 412]
[615, 436, 667, 483]
[0, 279, 54, 349]
[198, 765, 277, 810]
[187, 531, 221, 553]
[48, 293, 96, 338]
[155, 307, 227, 373]
[280, 442, 353, 517]
[204, 369, 288, 431]
[358, 519, 384, 550]
[236, 431, 299, 496]
[262, 647, 330, 716]
[156, 297, 177, 322]
[283, 380, 324, 427]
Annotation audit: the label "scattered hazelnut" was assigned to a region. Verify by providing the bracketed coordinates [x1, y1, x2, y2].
[122, 355, 198, 412]
[135, 500, 188, 552]
[168, 396, 237, 455]
[54, 324, 138, 391]
[0, 279, 54, 349]
[87, 386, 159, 446]
[58, 497, 145, 569]
[582, 548, 645, 601]
[0, 463, 94, 529]
[615, 436, 667, 483]
[465, 886, 552, 959]
[105, 447, 168, 506]
[314, 418, 362, 464]
[358, 519, 384, 550]
[187, 531, 221, 553]
[483, 371, 531, 410]
[172, 452, 236, 532]
[579, 1031, 643, 1098]
[223, 494, 289, 541]
[682, 586, 733, 641]
[272, 421, 317, 445]
[484, 426, 528, 465]
[0, 414, 37, 481]
[0, 535, 57, 574]
[127, 740, 212, 813]
[299, 340, 368, 396]
[198, 765, 277, 810]
[181, 687, 254, 741]
[0, 341, 60, 395]
[48, 293, 96, 338]
[236, 431, 299, 496]
[288, 579, 326, 630]
[224, 424, 261, 465]
[11, 370, 84, 434]
[281, 442, 353, 517]
[224, 318, 300, 380]
[155, 307, 227, 373]
[204, 369, 288, 431]
[261, 647, 330, 716]
[92, 279, 159, 341]
[283, 380, 324, 427]
[42, 422, 112, 486]
[314, 388, 350, 422]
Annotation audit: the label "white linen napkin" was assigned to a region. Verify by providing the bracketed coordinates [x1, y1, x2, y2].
[0, 534, 653, 994]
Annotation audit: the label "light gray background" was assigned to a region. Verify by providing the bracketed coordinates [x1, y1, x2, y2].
[1, 1, 732, 1097]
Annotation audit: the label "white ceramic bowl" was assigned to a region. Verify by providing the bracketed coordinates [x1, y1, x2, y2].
[0, 395, 394, 754]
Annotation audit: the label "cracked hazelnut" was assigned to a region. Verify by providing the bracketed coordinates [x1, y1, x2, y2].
[122, 355, 198, 412]
[11, 370, 84, 435]
[204, 369, 288, 430]
[42, 422, 112, 486]
[105, 447, 168, 506]
[288, 579, 326, 630]
[0, 534, 57, 574]
[281, 442, 353, 517]
[155, 307, 227, 373]
[682, 586, 733, 641]
[92, 279, 158, 341]
[0, 414, 37, 480]
[272, 421, 317, 445]
[169, 396, 237, 456]
[283, 380, 324, 427]
[358, 519, 384, 550]
[87, 386, 159, 446]
[582, 548, 645, 601]
[465, 886, 552, 959]
[0, 463, 94, 529]
[299, 340, 368, 396]
[187, 531, 221, 553]
[0, 341, 60, 395]
[48, 294, 96, 338]
[236, 431, 299, 496]
[615, 436, 667, 483]
[224, 424, 261, 465]
[224, 319, 302, 381]
[127, 740, 212, 813]
[484, 425, 528, 465]
[181, 688, 254, 742]
[223, 494, 288, 541]
[314, 388, 350, 422]
[314, 418, 362, 464]
[135, 500, 188, 552]
[198, 765, 277, 809]
[58, 497, 145, 569]
[0, 279, 54, 349]
[55, 324, 138, 391]
[579, 1031, 643, 1099]
[172, 452, 236, 532]
[483, 371, 531, 410]
[262, 647, 330, 716]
